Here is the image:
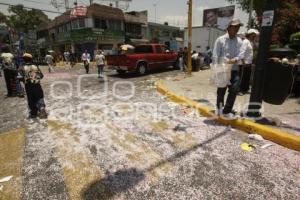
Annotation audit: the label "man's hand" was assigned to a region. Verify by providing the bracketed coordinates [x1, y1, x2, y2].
[227, 58, 237, 64]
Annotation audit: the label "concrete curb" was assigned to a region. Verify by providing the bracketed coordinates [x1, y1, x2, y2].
[157, 80, 300, 152]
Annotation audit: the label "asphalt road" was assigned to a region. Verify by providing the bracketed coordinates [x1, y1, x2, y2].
[0, 65, 299, 200]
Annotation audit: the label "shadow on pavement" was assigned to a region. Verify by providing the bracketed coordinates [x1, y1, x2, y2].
[81, 168, 145, 200]
[81, 129, 229, 199]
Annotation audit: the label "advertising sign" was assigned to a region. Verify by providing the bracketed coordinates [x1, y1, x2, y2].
[203, 5, 235, 30]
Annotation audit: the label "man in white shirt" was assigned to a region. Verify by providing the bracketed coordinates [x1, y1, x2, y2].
[239, 29, 259, 95]
[95, 50, 105, 78]
[45, 53, 54, 73]
[212, 18, 244, 118]
[82, 50, 91, 74]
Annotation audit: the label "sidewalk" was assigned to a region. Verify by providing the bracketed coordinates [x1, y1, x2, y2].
[161, 69, 300, 137]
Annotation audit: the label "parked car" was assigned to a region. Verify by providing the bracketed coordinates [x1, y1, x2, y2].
[106, 44, 179, 75]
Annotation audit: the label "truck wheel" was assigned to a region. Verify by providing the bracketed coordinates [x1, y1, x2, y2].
[137, 63, 147, 75]
[117, 70, 126, 74]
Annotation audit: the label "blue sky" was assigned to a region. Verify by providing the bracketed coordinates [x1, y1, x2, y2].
[0, 0, 248, 29]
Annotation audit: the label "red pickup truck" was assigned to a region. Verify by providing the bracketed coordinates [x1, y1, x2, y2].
[107, 44, 178, 75]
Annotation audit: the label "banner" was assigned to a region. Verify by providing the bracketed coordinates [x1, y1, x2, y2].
[70, 6, 87, 18]
[203, 5, 235, 30]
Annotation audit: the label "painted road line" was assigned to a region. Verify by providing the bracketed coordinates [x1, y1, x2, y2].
[0, 128, 26, 200]
[105, 123, 173, 180]
[48, 120, 103, 200]
[157, 80, 300, 152]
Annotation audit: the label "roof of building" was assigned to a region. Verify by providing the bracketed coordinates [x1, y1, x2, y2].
[148, 22, 181, 30]
[48, 3, 124, 28]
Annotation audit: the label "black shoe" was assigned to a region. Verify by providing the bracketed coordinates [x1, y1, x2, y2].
[39, 108, 48, 119]
[29, 114, 37, 119]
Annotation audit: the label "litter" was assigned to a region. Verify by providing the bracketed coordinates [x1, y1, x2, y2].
[0, 176, 13, 183]
[248, 134, 264, 141]
[241, 143, 256, 152]
[0, 185, 3, 191]
[173, 124, 187, 132]
[261, 144, 273, 149]
[180, 107, 193, 116]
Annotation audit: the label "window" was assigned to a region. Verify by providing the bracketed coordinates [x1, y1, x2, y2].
[94, 18, 107, 29]
[71, 19, 86, 29]
[78, 18, 85, 28]
[134, 45, 153, 54]
[99, 44, 113, 50]
[71, 20, 78, 29]
[108, 20, 122, 31]
[155, 46, 162, 53]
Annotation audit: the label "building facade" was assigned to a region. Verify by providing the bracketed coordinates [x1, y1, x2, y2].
[48, 4, 125, 57]
[146, 22, 184, 51]
[124, 11, 148, 44]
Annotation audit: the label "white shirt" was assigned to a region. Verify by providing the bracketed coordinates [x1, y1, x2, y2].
[82, 53, 91, 63]
[95, 54, 105, 65]
[241, 38, 254, 64]
[213, 33, 244, 70]
[45, 54, 53, 64]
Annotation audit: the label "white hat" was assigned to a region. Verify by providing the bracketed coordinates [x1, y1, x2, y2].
[247, 29, 259, 35]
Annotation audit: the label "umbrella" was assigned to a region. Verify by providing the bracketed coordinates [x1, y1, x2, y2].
[120, 44, 134, 51]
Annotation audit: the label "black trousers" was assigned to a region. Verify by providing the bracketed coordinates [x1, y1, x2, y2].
[25, 83, 45, 116]
[84, 61, 89, 74]
[239, 64, 252, 93]
[3, 68, 17, 96]
[217, 71, 240, 114]
[97, 65, 104, 75]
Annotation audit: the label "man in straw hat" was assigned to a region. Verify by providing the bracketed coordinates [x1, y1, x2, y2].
[212, 18, 244, 119]
[239, 28, 259, 95]
[22, 53, 47, 119]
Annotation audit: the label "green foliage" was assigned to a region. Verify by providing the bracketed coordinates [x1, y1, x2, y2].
[6, 4, 49, 33]
[290, 31, 300, 43]
[0, 12, 7, 24]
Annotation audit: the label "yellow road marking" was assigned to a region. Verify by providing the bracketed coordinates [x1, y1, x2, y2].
[48, 120, 103, 200]
[0, 128, 25, 200]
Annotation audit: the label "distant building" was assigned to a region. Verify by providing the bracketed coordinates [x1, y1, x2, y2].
[124, 11, 148, 44]
[184, 26, 225, 53]
[48, 3, 125, 57]
[146, 22, 183, 51]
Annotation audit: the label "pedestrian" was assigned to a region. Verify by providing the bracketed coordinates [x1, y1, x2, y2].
[95, 50, 105, 78]
[177, 48, 183, 71]
[183, 47, 188, 71]
[212, 18, 244, 118]
[45, 52, 54, 73]
[64, 50, 70, 64]
[69, 50, 76, 68]
[239, 29, 259, 95]
[204, 46, 212, 66]
[22, 53, 47, 119]
[1, 47, 18, 97]
[82, 50, 91, 74]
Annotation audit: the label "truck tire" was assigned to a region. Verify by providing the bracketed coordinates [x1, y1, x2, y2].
[137, 62, 148, 75]
[117, 70, 126, 74]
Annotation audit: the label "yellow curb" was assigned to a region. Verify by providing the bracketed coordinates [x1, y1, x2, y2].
[157, 80, 300, 152]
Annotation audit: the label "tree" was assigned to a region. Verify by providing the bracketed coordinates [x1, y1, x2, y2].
[0, 12, 7, 24]
[6, 4, 50, 33]
[226, 0, 300, 45]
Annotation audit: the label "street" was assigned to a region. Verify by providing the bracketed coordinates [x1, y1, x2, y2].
[0, 65, 299, 200]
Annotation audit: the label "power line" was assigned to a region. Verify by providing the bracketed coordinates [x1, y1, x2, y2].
[0, 2, 64, 14]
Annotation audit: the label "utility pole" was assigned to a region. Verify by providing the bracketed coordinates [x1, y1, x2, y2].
[247, 0, 279, 118]
[153, 4, 157, 23]
[248, 0, 254, 28]
[187, 0, 193, 75]
[64, 0, 69, 10]
[89, 0, 93, 5]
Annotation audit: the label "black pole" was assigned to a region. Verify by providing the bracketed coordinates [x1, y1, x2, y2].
[247, 0, 279, 118]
